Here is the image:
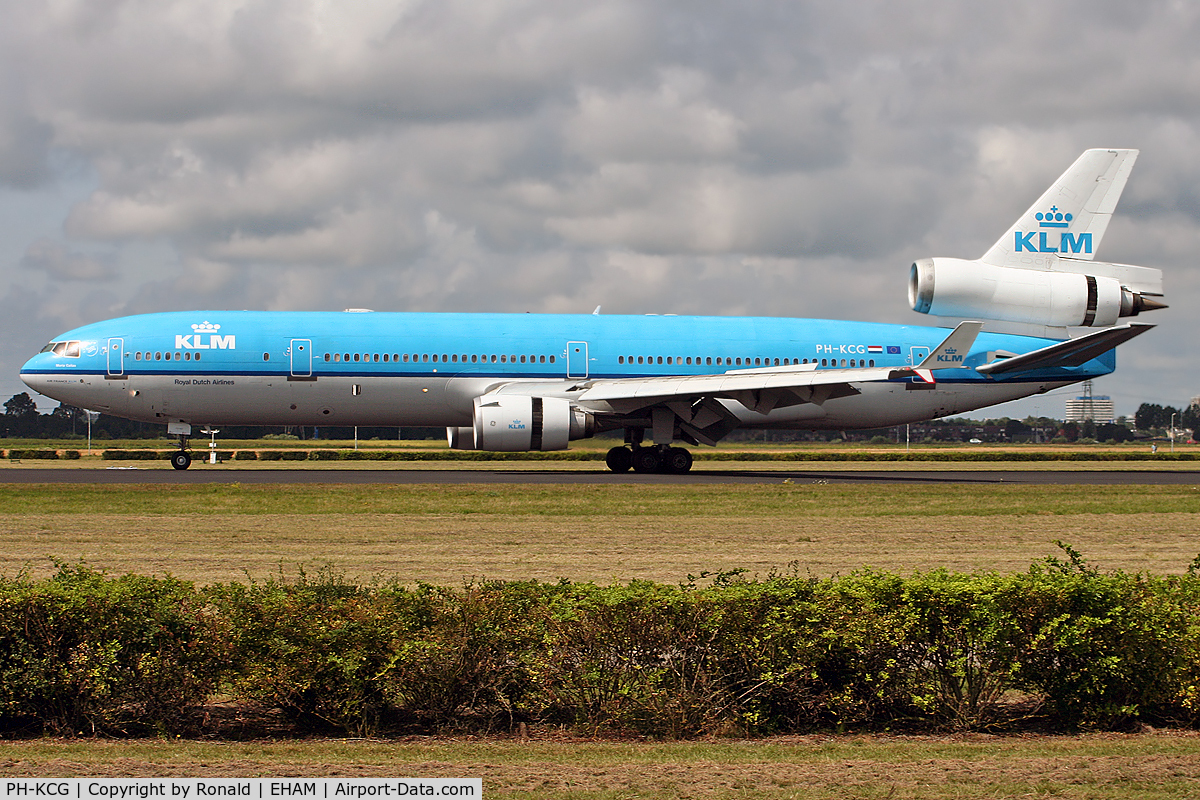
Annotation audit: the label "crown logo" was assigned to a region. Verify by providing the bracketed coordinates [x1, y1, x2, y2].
[1036, 206, 1072, 228]
[192, 321, 221, 332]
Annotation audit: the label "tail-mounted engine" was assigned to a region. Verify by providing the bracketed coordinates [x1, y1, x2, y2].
[909, 257, 1165, 328]
[447, 395, 595, 451]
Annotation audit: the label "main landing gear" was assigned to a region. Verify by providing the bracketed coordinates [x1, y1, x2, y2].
[171, 434, 192, 470]
[605, 445, 694, 474]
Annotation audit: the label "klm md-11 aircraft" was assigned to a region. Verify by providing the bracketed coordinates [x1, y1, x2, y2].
[21, 149, 1165, 472]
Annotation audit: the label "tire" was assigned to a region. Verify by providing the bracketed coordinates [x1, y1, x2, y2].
[664, 447, 693, 474]
[631, 448, 661, 474]
[170, 451, 192, 470]
[605, 446, 633, 473]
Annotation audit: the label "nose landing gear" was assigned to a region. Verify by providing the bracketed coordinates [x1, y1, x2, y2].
[171, 433, 192, 470]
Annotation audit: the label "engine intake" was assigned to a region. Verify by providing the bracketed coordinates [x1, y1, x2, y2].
[447, 395, 595, 451]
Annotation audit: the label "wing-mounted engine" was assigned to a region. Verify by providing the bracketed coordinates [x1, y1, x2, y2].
[447, 395, 595, 451]
[909, 148, 1165, 329]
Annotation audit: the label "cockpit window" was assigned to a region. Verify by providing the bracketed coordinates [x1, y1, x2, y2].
[41, 343, 56, 353]
[64, 341, 81, 358]
[52, 342, 67, 355]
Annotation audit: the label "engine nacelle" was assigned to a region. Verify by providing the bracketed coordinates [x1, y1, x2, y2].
[909, 257, 1163, 328]
[447, 395, 595, 451]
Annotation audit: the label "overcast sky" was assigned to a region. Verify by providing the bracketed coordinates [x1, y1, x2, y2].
[3, 0, 1198, 421]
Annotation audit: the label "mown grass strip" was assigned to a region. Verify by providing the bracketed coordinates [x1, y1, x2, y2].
[2, 483, 1200, 517]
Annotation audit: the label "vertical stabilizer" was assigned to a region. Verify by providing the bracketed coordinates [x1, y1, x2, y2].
[981, 149, 1138, 266]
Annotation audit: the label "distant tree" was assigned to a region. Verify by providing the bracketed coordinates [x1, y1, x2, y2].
[4, 393, 37, 418]
[1183, 403, 1200, 433]
[1135, 403, 1162, 430]
[1096, 423, 1134, 443]
[1004, 418, 1030, 440]
[1060, 421, 1080, 442]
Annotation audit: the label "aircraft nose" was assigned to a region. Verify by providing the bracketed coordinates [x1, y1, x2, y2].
[20, 355, 48, 394]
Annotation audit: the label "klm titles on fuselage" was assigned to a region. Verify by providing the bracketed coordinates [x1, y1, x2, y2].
[174, 321, 235, 350]
[174, 334, 235, 350]
[1014, 207, 1092, 254]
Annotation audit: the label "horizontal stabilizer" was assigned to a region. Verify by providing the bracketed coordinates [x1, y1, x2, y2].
[975, 323, 1152, 376]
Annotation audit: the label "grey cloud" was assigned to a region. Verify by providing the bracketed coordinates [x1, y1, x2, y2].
[1, 0, 1199, 416]
[20, 238, 116, 281]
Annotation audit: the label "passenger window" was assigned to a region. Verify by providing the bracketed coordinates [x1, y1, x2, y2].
[374, 354, 380, 362]
[184, 352, 191, 361]
[422, 354, 429, 362]
[520, 355, 526, 363]
[135, 352, 142, 361]
[195, 353, 201, 361]
[840, 359, 847, 367]
[821, 359, 827, 367]
[657, 356, 663, 364]
[540, 355, 546, 363]
[869, 359, 875, 367]
[549, 355, 555, 363]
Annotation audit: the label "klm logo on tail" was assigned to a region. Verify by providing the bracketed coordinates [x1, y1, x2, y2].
[1014, 206, 1092, 254]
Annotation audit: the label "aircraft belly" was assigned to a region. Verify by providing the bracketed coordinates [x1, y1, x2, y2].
[86, 374, 474, 427]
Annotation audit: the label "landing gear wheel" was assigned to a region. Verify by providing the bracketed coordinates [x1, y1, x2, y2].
[605, 446, 633, 473]
[170, 451, 192, 470]
[664, 447, 693, 474]
[631, 448, 662, 474]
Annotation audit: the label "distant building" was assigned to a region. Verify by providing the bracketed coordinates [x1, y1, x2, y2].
[1065, 394, 1114, 424]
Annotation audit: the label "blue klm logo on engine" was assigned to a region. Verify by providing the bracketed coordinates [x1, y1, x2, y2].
[1014, 206, 1092, 254]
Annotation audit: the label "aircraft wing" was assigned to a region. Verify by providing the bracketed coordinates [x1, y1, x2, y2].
[975, 323, 1153, 376]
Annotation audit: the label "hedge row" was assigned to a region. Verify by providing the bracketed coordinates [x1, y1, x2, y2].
[97, 448, 1198, 462]
[4, 450, 80, 460]
[2, 555, 1198, 738]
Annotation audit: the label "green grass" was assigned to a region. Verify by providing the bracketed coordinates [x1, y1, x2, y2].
[2, 735, 1199, 798]
[2, 482, 1199, 516]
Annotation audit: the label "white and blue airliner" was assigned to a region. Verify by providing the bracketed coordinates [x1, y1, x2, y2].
[20, 149, 1165, 472]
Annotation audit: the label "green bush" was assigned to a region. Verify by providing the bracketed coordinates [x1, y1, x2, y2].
[233, 450, 258, 460]
[7, 449, 60, 459]
[0, 566, 226, 735]
[1, 558, 1197, 737]
[101, 450, 165, 460]
[209, 572, 399, 734]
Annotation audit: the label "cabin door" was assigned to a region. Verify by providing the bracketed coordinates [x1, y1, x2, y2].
[290, 339, 313, 377]
[566, 341, 588, 378]
[107, 338, 124, 376]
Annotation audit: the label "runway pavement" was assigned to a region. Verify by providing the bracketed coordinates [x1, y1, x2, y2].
[2, 467, 1199, 484]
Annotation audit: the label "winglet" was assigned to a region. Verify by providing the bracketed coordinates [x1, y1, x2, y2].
[917, 321, 983, 370]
